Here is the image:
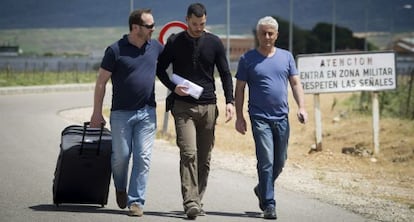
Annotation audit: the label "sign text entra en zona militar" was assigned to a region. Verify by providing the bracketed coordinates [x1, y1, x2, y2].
[297, 52, 396, 94]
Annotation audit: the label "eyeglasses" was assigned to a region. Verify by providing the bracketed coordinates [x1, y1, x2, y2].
[139, 23, 155, 29]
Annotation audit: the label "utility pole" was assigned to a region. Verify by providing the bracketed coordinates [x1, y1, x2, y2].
[226, 0, 231, 63]
[331, 0, 336, 53]
[364, 0, 370, 51]
[289, 0, 293, 53]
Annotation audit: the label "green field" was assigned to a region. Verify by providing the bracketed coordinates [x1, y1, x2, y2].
[0, 71, 97, 87]
[1, 27, 399, 57]
[0, 27, 162, 56]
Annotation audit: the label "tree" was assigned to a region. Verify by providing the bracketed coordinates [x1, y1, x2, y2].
[311, 22, 367, 52]
[252, 16, 375, 56]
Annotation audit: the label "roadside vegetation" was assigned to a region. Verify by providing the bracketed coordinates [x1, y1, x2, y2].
[352, 75, 414, 119]
[0, 71, 97, 87]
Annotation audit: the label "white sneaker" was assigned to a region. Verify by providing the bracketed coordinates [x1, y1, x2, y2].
[128, 203, 143, 217]
[186, 206, 200, 219]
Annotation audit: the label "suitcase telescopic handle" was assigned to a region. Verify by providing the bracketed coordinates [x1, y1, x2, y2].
[80, 121, 105, 155]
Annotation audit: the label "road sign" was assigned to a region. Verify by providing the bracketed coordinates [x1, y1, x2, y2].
[297, 51, 396, 155]
[158, 21, 187, 45]
[297, 51, 396, 94]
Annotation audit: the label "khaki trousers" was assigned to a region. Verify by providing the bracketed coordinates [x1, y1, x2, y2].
[171, 100, 218, 210]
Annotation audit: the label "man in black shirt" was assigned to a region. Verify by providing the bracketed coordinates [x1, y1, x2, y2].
[156, 2, 234, 220]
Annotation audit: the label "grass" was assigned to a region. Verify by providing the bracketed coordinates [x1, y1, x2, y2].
[0, 27, 129, 56]
[0, 27, 162, 56]
[0, 71, 97, 87]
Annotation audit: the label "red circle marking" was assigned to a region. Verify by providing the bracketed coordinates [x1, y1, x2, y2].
[158, 21, 187, 45]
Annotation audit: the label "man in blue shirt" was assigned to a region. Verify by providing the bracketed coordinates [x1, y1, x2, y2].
[90, 9, 163, 217]
[234, 16, 308, 220]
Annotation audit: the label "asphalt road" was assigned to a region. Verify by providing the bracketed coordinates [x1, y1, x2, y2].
[0, 83, 370, 222]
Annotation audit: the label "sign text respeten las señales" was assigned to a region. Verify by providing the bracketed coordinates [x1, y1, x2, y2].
[297, 51, 396, 94]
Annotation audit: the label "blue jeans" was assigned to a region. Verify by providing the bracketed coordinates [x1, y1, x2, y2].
[110, 105, 156, 207]
[250, 116, 289, 209]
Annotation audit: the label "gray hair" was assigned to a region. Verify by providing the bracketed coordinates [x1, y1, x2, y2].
[256, 16, 279, 31]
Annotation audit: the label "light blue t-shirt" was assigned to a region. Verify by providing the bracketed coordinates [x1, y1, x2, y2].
[235, 47, 298, 120]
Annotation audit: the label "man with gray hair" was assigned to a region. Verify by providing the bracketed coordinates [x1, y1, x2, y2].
[234, 16, 308, 219]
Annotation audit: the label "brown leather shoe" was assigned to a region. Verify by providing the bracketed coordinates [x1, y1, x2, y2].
[116, 190, 127, 209]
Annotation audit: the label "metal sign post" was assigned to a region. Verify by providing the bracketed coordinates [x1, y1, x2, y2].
[158, 21, 188, 135]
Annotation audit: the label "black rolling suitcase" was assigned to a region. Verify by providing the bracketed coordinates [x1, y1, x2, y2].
[53, 122, 112, 207]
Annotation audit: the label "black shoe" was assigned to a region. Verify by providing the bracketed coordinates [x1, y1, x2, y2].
[254, 185, 265, 211]
[263, 206, 277, 220]
[115, 190, 127, 209]
[186, 206, 200, 220]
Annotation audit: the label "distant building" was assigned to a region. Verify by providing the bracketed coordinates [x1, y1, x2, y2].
[393, 37, 414, 55]
[219, 35, 255, 61]
[393, 37, 414, 75]
[0, 45, 21, 56]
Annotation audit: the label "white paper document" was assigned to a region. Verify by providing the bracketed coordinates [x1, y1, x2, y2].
[171, 74, 204, 99]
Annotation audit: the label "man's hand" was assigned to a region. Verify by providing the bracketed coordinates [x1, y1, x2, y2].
[225, 103, 235, 123]
[174, 85, 189, 96]
[235, 118, 247, 135]
[90, 113, 106, 128]
[297, 109, 308, 124]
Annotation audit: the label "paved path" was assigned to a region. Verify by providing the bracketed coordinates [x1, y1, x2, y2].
[0, 84, 371, 221]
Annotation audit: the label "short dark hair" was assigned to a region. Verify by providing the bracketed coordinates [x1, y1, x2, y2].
[129, 8, 152, 31]
[186, 3, 206, 18]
